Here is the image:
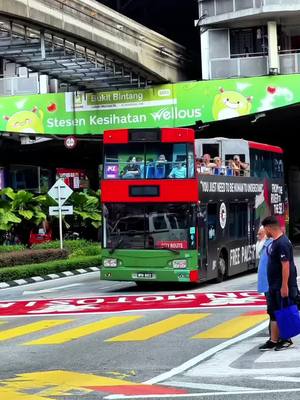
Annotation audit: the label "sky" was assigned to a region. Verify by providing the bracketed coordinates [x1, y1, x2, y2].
[95, 0, 201, 77]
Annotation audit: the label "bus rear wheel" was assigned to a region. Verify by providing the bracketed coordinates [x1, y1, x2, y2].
[216, 254, 227, 283]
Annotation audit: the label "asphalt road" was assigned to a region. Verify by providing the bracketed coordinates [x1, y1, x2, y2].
[0, 256, 300, 400]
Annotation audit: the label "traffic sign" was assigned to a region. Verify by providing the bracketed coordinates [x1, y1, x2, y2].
[48, 179, 73, 205]
[49, 205, 73, 216]
[64, 135, 77, 150]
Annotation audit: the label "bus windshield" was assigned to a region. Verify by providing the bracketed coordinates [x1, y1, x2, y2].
[104, 143, 195, 179]
[104, 204, 196, 250]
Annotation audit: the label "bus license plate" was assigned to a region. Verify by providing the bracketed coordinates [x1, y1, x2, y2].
[132, 273, 156, 280]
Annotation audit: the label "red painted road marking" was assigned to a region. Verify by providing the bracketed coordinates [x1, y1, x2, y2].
[0, 291, 266, 317]
[86, 384, 187, 395]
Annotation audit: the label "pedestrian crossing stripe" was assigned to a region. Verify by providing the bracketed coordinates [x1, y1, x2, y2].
[105, 314, 210, 342]
[0, 312, 269, 345]
[192, 314, 269, 339]
[24, 316, 142, 345]
[0, 320, 72, 341]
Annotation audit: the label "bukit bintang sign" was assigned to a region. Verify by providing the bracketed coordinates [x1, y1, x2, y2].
[1, 74, 300, 135]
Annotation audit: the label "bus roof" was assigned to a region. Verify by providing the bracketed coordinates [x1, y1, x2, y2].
[248, 141, 283, 154]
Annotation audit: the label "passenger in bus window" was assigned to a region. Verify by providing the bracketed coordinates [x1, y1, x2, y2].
[155, 154, 167, 178]
[168, 161, 187, 178]
[121, 156, 141, 179]
[213, 157, 226, 176]
[227, 159, 238, 176]
[200, 154, 216, 174]
[196, 157, 204, 174]
[136, 157, 145, 178]
[188, 152, 195, 178]
[233, 155, 249, 176]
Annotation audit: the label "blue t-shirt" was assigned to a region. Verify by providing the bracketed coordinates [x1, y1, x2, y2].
[169, 166, 186, 178]
[267, 235, 298, 290]
[257, 238, 272, 293]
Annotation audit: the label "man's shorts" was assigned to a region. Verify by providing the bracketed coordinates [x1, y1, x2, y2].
[266, 287, 298, 321]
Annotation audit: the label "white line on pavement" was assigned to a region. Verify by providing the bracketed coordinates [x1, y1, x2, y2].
[144, 320, 269, 385]
[104, 388, 300, 399]
[162, 381, 257, 392]
[255, 376, 300, 383]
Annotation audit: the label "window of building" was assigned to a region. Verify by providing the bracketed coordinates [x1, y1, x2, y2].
[230, 26, 268, 56]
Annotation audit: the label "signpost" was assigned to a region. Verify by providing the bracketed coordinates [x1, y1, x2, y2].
[48, 179, 73, 249]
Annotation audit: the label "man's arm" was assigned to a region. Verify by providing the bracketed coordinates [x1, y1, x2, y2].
[281, 260, 290, 298]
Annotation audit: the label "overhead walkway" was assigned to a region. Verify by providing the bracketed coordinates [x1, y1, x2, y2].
[0, 0, 188, 91]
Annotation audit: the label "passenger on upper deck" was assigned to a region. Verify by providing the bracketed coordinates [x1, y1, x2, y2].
[155, 154, 167, 178]
[168, 161, 187, 179]
[213, 157, 226, 176]
[196, 157, 204, 174]
[121, 156, 141, 179]
[188, 152, 195, 178]
[233, 155, 250, 176]
[227, 159, 239, 176]
[200, 154, 216, 175]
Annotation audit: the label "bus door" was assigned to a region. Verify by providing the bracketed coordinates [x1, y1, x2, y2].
[206, 203, 218, 279]
[248, 201, 256, 269]
[198, 205, 208, 279]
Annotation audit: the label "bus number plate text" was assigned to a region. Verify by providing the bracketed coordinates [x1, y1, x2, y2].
[132, 273, 156, 280]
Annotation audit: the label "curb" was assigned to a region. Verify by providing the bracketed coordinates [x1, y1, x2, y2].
[0, 266, 101, 289]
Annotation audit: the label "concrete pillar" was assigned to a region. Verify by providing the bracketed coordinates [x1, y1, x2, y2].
[50, 78, 59, 93]
[267, 21, 280, 74]
[39, 74, 49, 94]
[200, 30, 210, 80]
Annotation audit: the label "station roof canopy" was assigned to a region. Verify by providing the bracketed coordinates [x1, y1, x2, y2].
[0, 18, 162, 92]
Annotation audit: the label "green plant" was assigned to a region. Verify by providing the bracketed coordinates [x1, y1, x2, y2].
[0, 255, 101, 282]
[0, 187, 52, 244]
[0, 248, 68, 268]
[0, 245, 25, 253]
[67, 189, 102, 229]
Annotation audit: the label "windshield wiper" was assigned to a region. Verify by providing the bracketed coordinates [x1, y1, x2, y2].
[157, 246, 180, 255]
[109, 238, 123, 255]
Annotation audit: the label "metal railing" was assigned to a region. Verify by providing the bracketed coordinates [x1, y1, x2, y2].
[209, 55, 268, 79]
[209, 49, 300, 78]
[0, 76, 39, 96]
[201, 0, 300, 19]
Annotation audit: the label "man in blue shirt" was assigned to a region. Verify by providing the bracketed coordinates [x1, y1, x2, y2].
[259, 216, 298, 351]
[168, 162, 187, 179]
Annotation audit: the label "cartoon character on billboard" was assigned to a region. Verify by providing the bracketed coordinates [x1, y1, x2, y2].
[212, 88, 253, 120]
[3, 106, 44, 133]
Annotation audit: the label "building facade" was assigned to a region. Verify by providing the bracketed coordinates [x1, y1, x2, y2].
[198, 0, 300, 79]
[197, 0, 300, 240]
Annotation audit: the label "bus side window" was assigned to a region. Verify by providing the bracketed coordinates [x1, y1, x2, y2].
[207, 204, 217, 240]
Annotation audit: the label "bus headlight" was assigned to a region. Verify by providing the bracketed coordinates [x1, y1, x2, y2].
[172, 260, 187, 269]
[103, 258, 118, 267]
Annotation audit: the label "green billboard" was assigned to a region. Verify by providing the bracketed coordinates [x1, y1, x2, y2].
[0, 74, 299, 135]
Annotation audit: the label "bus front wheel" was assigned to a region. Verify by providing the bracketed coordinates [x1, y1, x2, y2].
[216, 253, 227, 283]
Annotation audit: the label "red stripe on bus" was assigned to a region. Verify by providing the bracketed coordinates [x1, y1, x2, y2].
[104, 129, 129, 144]
[102, 179, 199, 202]
[161, 128, 194, 143]
[248, 141, 283, 154]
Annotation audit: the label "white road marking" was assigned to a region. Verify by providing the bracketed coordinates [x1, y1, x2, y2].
[104, 388, 300, 399]
[185, 337, 300, 378]
[255, 376, 300, 383]
[162, 380, 257, 392]
[23, 283, 82, 294]
[255, 337, 300, 363]
[144, 320, 268, 384]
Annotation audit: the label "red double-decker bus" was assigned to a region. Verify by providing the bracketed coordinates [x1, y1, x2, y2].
[101, 128, 286, 284]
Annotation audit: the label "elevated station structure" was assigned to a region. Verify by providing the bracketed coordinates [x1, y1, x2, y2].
[0, 0, 188, 94]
